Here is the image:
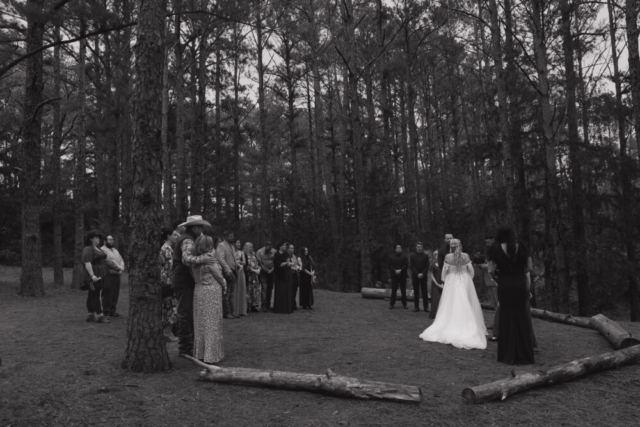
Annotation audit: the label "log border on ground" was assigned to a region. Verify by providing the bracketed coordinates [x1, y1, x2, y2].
[529, 308, 593, 329]
[181, 355, 422, 403]
[589, 314, 640, 349]
[462, 344, 640, 404]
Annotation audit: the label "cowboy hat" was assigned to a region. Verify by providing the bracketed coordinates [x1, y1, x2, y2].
[178, 215, 211, 228]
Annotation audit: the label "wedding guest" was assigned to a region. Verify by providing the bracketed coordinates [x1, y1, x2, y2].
[159, 227, 180, 342]
[256, 242, 277, 312]
[289, 244, 301, 310]
[216, 230, 238, 319]
[273, 241, 294, 314]
[388, 244, 408, 309]
[427, 250, 444, 319]
[489, 225, 535, 365]
[172, 215, 215, 357]
[437, 233, 453, 282]
[244, 242, 262, 313]
[192, 235, 226, 365]
[81, 230, 109, 323]
[233, 239, 248, 316]
[101, 235, 125, 319]
[480, 235, 500, 341]
[299, 247, 315, 310]
[409, 242, 430, 312]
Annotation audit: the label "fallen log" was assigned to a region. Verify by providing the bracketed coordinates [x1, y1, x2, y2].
[361, 287, 415, 301]
[462, 344, 640, 404]
[589, 314, 640, 349]
[530, 308, 593, 329]
[182, 355, 422, 403]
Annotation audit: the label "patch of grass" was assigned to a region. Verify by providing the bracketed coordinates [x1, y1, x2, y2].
[1, 266, 639, 426]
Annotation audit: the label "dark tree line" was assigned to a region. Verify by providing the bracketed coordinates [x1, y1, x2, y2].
[2, 0, 640, 371]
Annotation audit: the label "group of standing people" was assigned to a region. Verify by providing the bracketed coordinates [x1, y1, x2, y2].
[389, 228, 536, 365]
[158, 215, 317, 365]
[81, 230, 126, 323]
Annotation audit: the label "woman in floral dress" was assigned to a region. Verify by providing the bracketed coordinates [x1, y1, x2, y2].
[243, 242, 262, 313]
[159, 227, 180, 342]
[192, 235, 226, 364]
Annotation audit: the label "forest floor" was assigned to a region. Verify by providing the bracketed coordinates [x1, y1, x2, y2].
[1, 266, 640, 427]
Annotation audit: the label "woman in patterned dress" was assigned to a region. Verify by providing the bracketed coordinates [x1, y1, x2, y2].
[192, 235, 226, 364]
[159, 227, 180, 342]
[243, 242, 262, 313]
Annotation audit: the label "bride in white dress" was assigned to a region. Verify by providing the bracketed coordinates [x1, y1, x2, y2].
[419, 239, 487, 350]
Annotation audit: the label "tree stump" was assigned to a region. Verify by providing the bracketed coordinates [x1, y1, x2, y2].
[589, 314, 640, 349]
[462, 345, 640, 404]
[182, 355, 422, 403]
[530, 308, 593, 329]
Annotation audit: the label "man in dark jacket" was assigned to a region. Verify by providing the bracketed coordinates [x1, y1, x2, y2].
[437, 233, 453, 282]
[388, 244, 409, 309]
[409, 242, 430, 312]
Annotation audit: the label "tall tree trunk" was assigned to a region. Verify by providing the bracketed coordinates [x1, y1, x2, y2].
[609, 0, 640, 320]
[20, 0, 45, 297]
[530, 0, 569, 311]
[233, 32, 242, 223]
[161, 23, 172, 226]
[72, 32, 87, 291]
[122, 0, 172, 372]
[342, 0, 372, 289]
[174, 1, 187, 221]
[256, 0, 270, 242]
[561, 0, 590, 315]
[51, 24, 64, 287]
[215, 43, 222, 220]
[489, 0, 516, 226]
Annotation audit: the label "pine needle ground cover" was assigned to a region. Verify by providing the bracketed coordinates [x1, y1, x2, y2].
[1, 266, 639, 427]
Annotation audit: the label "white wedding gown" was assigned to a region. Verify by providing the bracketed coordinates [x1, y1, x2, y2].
[419, 254, 487, 350]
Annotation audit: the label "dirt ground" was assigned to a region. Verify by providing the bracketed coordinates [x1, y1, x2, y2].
[1, 265, 640, 427]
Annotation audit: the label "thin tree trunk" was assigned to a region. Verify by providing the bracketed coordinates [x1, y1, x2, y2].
[52, 24, 64, 287]
[561, 0, 591, 315]
[20, 0, 45, 297]
[174, 0, 187, 221]
[122, 0, 172, 372]
[530, 0, 569, 311]
[256, 0, 270, 242]
[72, 32, 87, 291]
[161, 23, 171, 225]
[489, 0, 516, 225]
[609, 0, 640, 321]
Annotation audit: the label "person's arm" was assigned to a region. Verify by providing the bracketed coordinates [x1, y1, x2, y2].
[441, 264, 450, 283]
[409, 254, 419, 276]
[114, 248, 125, 272]
[182, 239, 213, 266]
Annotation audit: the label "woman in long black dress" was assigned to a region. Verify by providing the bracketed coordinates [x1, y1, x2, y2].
[489, 226, 535, 365]
[273, 241, 294, 314]
[299, 247, 315, 309]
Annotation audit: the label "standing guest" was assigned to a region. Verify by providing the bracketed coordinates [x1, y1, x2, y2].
[172, 215, 215, 357]
[427, 250, 444, 319]
[216, 230, 238, 319]
[101, 235, 125, 319]
[409, 242, 430, 312]
[488, 225, 535, 365]
[299, 247, 316, 310]
[244, 242, 262, 313]
[81, 230, 109, 323]
[256, 242, 277, 312]
[289, 244, 301, 310]
[159, 227, 180, 342]
[388, 244, 409, 309]
[437, 233, 453, 282]
[480, 235, 500, 341]
[273, 241, 294, 314]
[192, 235, 226, 365]
[233, 239, 248, 316]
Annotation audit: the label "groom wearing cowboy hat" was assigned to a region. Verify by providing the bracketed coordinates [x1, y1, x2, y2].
[172, 215, 215, 357]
